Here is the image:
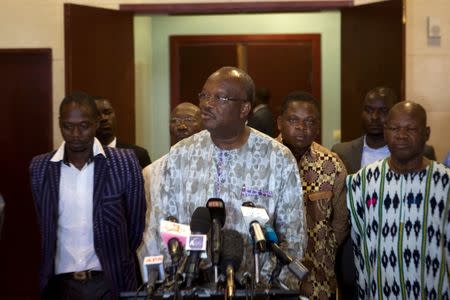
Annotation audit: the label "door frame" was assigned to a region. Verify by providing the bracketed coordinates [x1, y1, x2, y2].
[170, 34, 321, 110]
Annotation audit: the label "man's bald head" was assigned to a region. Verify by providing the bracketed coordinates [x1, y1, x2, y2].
[170, 102, 202, 145]
[384, 101, 430, 167]
[386, 101, 427, 127]
[207, 66, 255, 106]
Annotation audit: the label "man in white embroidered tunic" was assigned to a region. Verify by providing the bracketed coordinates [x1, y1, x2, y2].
[347, 101, 450, 299]
[140, 66, 306, 289]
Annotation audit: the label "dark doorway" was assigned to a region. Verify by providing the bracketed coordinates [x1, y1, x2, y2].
[341, 0, 403, 141]
[170, 34, 321, 137]
[65, 3, 136, 144]
[0, 49, 52, 300]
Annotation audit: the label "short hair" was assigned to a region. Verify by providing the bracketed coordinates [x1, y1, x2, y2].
[280, 91, 320, 116]
[255, 87, 271, 104]
[364, 86, 397, 106]
[59, 91, 98, 119]
[92, 95, 107, 102]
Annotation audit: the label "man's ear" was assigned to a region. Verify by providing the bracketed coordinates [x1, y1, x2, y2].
[277, 116, 282, 132]
[93, 115, 100, 130]
[425, 126, 430, 141]
[241, 101, 251, 119]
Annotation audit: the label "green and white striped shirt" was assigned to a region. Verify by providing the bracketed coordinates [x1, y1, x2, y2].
[347, 159, 449, 299]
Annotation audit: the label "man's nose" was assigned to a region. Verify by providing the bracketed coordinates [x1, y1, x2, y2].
[177, 122, 188, 130]
[294, 121, 307, 130]
[395, 127, 409, 138]
[370, 110, 382, 120]
[72, 126, 81, 137]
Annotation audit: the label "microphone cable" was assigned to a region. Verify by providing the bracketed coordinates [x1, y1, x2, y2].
[133, 282, 146, 300]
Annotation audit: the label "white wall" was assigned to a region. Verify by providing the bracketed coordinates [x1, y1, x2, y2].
[406, 0, 450, 161]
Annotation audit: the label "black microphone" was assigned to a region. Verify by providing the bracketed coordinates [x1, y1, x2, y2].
[164, 216, 184, 278]
[206, 198, 226, 283]
[220, 229, 244, 299]
[185, 207, 211, 288]
[264, 224, 309, 281]
[143, 255, 164, 299]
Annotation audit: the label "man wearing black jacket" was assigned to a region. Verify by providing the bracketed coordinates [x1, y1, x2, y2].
[94, 97, 151, 168]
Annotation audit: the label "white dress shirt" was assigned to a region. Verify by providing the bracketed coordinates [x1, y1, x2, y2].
[107, 137, 117, 148]
[360, 135, 390, 169]
[50, 138, 105, 274]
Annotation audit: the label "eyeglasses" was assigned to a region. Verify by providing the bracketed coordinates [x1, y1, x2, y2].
[170, 117, 197, 125]
[285, 117, 317, 128]
[198, 92, 244, 104]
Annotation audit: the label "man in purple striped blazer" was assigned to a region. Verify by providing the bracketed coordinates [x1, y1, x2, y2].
[29, 91, 146, 299]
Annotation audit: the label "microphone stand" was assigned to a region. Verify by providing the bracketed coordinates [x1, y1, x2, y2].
[253, 246, 260, 285]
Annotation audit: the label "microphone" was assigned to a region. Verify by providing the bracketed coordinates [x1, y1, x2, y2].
[206, 198, 226, 283]
[185, 207, 211, 288]
[241, 202, 269, 252]
[160, 219, 191, 247]
[161, 216, 186, 278]
[264, 224, 309, 281]
[143, 255, 165, 298]
[220, 229, 244, 299]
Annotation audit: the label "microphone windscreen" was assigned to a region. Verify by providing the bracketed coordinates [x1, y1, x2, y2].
[264, 224, 279, 244]
[220, 229, 244, 271]
[206, 198, 226, 226]
[190, 207, 211, 234]
[165, 215, 179, 223]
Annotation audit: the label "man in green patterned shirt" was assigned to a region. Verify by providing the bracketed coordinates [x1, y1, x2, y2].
[347, 101, 449, 299]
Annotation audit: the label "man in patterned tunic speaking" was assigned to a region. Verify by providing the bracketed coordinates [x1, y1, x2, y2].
[347, 101, 449, 299]
[140, 66, 306, 289]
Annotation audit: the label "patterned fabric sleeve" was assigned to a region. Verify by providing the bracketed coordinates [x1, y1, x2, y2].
[347, 170, 369, 299]
[274, 154, 306, 289]
[138, 155, 169, 263]
[331, 154, 349, 246]
[124, 150, 147, 252]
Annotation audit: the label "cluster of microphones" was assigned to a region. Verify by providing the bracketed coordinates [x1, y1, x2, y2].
[142, 198, 308, 299]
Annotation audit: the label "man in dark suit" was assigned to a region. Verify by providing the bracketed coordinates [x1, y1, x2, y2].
[94, 97, 151, 168]
[332, 87, 436, 174]
[247, 87, 275, 137]
[331, 87, 436, 299]
[29, 92, 146, 299]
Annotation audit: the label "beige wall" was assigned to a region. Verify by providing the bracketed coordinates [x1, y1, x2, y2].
[0, 0, 122, 149]
[2, 0, 448, 161]
[406, 0, 450, 161]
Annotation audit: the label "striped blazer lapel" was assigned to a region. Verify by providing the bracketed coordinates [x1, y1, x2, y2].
[93, 154, 107, 215]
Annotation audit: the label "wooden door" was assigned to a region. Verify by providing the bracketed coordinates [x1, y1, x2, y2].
[65, 4, 135, 143]
[0, 49, 52, 300]
[170, 34, 321, 137]
[341, 0, 403, 141]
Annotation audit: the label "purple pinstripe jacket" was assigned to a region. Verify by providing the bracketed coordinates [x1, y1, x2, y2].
[29, 146, 146, 298]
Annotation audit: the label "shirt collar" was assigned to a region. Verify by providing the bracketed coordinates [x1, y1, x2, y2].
[108, 137, 117, 148]
[50, 137, 106, 165]
[253, 104, 267, 113]
[363, 135, 389, 151]
[276, 134, 315, 161]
